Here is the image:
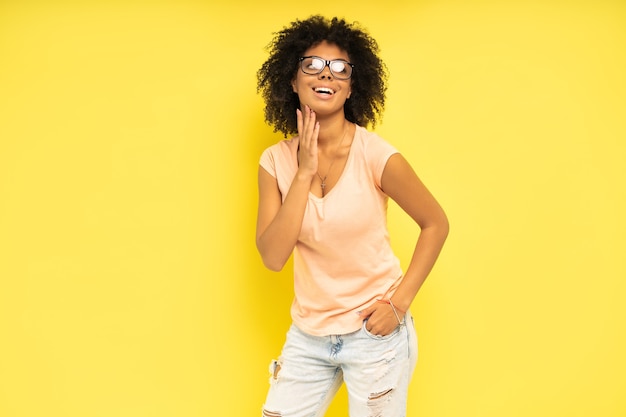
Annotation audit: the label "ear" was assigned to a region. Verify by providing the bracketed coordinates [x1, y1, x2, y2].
[291, 78, 298, 93]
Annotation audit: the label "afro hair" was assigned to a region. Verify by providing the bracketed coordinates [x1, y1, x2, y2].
[257, 15, 388, 136]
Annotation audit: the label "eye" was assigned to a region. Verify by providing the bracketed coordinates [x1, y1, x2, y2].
[330, 61, 347, 74]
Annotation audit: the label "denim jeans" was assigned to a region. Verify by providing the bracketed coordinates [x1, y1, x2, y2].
[262, 312, 418, 417]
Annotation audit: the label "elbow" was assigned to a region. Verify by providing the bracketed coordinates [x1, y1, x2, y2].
[262, 257, 286, 272]
[423, 210, 450, 242]
[441, 213, 450, 239]
[439, 213, 450, 242]
[256, 241, 288, 272]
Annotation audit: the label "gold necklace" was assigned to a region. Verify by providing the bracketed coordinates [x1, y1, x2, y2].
[317, 124, 348, 197]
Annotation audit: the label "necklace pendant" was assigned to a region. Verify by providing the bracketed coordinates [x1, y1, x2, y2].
[315, 123, 348, 198]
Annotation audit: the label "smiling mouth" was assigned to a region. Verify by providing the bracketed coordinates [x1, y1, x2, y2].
[314, 87, 335, 95]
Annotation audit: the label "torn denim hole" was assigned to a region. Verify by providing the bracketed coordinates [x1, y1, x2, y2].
[268, 359, 282, 384]
[262, 409, 282, 417]
[367, 388, 394, 417]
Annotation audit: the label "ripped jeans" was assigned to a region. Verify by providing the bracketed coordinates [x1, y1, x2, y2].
[262, 312, 417, 417]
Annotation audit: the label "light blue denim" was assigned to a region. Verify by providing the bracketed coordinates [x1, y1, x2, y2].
[262, 312, 418, 417]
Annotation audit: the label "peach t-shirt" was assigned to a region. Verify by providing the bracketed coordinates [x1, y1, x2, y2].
[259, 125, 403, 336]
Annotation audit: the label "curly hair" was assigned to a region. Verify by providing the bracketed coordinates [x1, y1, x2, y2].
[257, 15, 388, 136]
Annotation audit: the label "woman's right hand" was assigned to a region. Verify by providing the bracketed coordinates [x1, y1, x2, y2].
[296, 105, 320, 179]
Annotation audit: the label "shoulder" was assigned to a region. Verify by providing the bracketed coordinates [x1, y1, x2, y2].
[261, 136, 298, 157]
[260, 136, 298, 163]
[352, 125, 399, 163]
[353, 125, 398, 155]
[259, 136, 299, 175]
[352, 126, 400, 186]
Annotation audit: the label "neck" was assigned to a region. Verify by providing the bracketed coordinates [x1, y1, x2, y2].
[317, 117, 349, 148]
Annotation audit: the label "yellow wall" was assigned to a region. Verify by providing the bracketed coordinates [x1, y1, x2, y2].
[1, 1, 624, 416]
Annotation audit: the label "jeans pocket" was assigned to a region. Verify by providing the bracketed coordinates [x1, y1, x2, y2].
[361, 319, 401, 341]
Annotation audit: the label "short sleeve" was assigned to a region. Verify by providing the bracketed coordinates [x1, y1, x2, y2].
[365, 133, 399, 188]
[259, 146, 277, 178]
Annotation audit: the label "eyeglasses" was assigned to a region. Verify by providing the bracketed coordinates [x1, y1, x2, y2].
[299, 56, 354, 80]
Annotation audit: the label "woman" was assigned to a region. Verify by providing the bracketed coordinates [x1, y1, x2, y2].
[256, 15, 448, 417]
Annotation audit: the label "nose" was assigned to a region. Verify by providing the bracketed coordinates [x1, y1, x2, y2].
[318, 64, 333, 79]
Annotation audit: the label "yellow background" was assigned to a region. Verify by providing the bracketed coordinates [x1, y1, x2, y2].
[1, 1, 624, 416]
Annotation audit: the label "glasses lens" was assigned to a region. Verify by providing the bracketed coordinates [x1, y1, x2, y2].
[329, 61, 350, 79]
[302, 57, 325, 74]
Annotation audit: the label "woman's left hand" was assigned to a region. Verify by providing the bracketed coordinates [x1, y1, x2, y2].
[359, 301, 405, 336]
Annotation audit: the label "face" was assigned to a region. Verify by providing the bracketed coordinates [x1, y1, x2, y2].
[291, 41, 352, 115]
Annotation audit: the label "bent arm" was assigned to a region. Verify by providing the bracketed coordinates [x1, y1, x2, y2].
[381, 153, 449, 313]
[255, 165, 313, 271]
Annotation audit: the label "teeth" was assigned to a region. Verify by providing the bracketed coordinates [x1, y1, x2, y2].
[315, 87, 334, 95]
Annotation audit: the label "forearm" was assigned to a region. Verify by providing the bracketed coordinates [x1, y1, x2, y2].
[390, 222, 449, 312]
[256, 172, 312, 271]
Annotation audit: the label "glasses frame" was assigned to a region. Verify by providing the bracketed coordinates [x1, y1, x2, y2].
[299, 56, 354, 80]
